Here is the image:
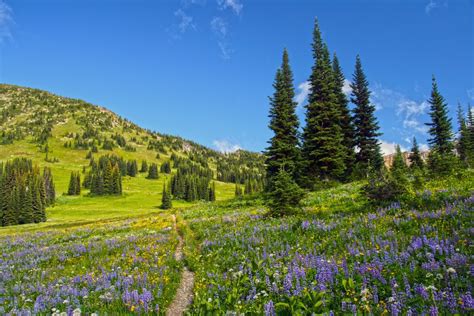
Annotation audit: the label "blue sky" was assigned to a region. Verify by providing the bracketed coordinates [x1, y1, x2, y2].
[0, 0, 472, 154]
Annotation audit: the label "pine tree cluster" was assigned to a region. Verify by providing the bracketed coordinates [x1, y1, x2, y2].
[265, 18, 383, 195]
[84, 155, 123, 195]
[67, 171, 81, 195]
[0, 158, 55, 226]
[170, 167, 216, 202]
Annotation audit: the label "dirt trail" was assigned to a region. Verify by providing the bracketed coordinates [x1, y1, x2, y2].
[166, 214, 195, 316]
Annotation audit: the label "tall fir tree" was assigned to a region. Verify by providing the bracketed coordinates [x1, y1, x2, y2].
[455, 103, 474, 166]
[160, 183, 172, 210]
[425, 76, 453, 154]
[409, 137, 425, 169]
[391, 145, 407, 173]
[332, 53, 356, 178]
[302, 20, 346, 184]
[265, 49, 301, 184]
[351, 55, 383, 175]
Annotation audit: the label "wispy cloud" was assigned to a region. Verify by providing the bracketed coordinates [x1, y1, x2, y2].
[0, 0, 13, 44]
[167, 8, 196, 39]
[467, 88, 474, 101]
[425, 0, 448, 15]
[371, 83, 429, 135]
[294, 81, 311, 108]
[217, 0, 243, 15]
[213, 139, 241, 153]
[211, 16, 227, 37]
[211, 16, 233, 59]
[175, 9, 196, 33]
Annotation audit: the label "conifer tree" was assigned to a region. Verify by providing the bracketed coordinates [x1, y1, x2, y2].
[147, 163, 159, 179]
[351, 55, 383, 174]
[391, 145, 407, 173]
[425, 76, 453, 154]
[208, 182, 216, 202]
[265, 168, 305, 217]
[302, 20, 346, 183]
[333, 53, 356, 178]
[456, 104, 472, 165]
[67, 172, 81, 196]
[43, 167, 56, 205]
[409, 137, 425, 170]
[140, 160, 148, 173]
[160, 183, 172, 210]
[265, 49, 301, 183]
[235, 184, 243, 198]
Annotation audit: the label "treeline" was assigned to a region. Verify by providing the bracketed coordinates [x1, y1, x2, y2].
[0, 158, 55, 226]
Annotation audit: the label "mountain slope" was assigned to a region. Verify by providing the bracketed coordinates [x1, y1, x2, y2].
[0, 84, 264, 226]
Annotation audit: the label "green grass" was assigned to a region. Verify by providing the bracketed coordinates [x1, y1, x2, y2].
[0, 121, 236, 232]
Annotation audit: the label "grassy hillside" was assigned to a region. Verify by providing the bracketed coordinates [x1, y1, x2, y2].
[0, 84, 262, 226]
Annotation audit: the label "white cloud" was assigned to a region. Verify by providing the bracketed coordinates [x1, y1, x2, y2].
[210, 16, 233, 59]
[211, 17, 227, 37]
[467, 88, 474, 101]
[174, 9, 196, 33]
[380, 140, 407, 156]
[217, 0, 243, 15]
[425, 0, 448, 15]
[217, 41, 232, 59]
[0, 0, 13, 43]
[342, 79, 352, 96]
[371, 83, 429, 137]
[213, 140, 241, 153]
[419, 143, 429, 151]
[294, 81, 311, 108]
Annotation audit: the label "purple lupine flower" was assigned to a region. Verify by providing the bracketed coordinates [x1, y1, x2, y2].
[428, 305, 438, 316]
[264, 300, 275, 316]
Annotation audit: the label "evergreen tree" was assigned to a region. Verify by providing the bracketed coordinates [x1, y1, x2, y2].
[160, 161, 172, 174]
[43, 167, 56, 205]
[456, 104, 472, 166]
[351, 55, 383, 175]
[208, 182, 216, 202]
[235, 184, 243, 198]
[67, 172, 81, 196]
[333, 53, 356, 178]
[140, 160, 148, 173]
[127, 160, 138, 177]
[391, 145, 407, 173]
[265, 168, 305, 217]
[147, 163, 159, 179]
[302, 20, 346, 183]
[409, 137, 425, 170]
[425, 76, 453, 154]
[160, 183, 172, 210]
[265, 49, 301, 184]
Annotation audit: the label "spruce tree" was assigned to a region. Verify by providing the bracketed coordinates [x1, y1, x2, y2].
[265, 49, 301, 184]
[425, 76, 453, 154]
[140, 160, 148, 173]
[409, 137, 425, 170]
[67, 172, 78, 195]
[351, 55, 383, 174]
[265, 168, 305, 217]
[456, 104, 471, 165]
[208, 182, 216, 202]
[161, 183, 172, 210]
[391, 145, 407, 173]
[333, 53, 356, 178]
[235, 184, 243, 198]
[302, 20, 346, 184]
[147, 163, 159, 179]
